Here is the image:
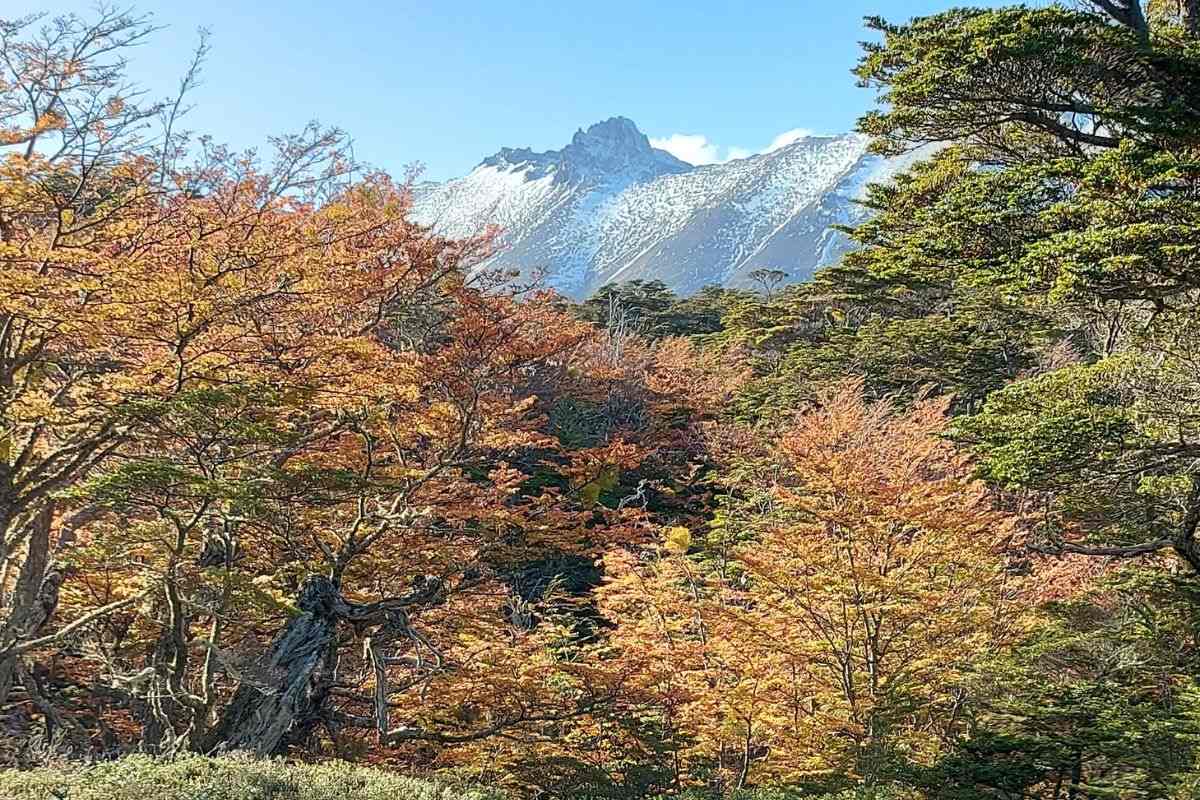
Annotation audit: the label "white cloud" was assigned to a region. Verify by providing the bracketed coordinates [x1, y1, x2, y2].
[648, 133, 723, 166]
[649, 127, 820, 166]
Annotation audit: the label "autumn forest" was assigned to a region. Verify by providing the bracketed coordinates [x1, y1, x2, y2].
[3, 2, 1200, 798]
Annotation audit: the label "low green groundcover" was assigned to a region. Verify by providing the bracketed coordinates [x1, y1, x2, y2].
[0, 754, 502, 800]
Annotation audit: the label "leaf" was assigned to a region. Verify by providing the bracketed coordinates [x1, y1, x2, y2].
[663, 526, 692, 555]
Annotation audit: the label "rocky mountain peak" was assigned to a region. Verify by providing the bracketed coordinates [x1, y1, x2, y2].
[414, 117, 920, 299]
[567, 116, 648, 153]
[479, 117, 689, 185]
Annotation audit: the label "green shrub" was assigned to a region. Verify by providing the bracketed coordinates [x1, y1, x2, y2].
[0, 754, 504, 800]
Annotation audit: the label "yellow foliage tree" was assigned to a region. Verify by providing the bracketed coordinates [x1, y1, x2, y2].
[599, 385, 1026, 790]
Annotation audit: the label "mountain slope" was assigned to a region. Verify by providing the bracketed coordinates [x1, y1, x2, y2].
[412, 117, 912, 298]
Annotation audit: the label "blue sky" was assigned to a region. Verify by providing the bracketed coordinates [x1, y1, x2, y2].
[18, 1, 982, 180]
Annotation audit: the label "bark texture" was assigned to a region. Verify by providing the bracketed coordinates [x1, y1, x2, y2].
[206, 574, 441, 755]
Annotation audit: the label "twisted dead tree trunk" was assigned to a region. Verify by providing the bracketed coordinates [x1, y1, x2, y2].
[205, 574, 442, 756]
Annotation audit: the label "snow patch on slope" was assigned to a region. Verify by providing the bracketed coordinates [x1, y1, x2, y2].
[412, 119, 911, 298]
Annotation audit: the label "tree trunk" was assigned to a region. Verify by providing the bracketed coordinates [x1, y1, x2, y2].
[0, 504, 52, 710]
[1174, 473, 1200, 574]
[205, 573, 441, 756]
[1066, 747, 1083, 800]
[1185, 0, 1200, 39]
[204, 576, 341, 755]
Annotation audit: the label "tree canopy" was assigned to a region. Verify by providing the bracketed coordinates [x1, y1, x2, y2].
[4, 1, 1200, 797]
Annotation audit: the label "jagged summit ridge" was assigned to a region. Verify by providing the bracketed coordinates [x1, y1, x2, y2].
[479, 117, 690, 184]
[413, 118, 915, 298]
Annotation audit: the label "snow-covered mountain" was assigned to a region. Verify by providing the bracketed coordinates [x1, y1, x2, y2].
[412, 117, 915, 298]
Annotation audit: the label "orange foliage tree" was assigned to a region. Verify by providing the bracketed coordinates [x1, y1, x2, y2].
[598, 385, 1027, 791]
[0, 8, 662, 767]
